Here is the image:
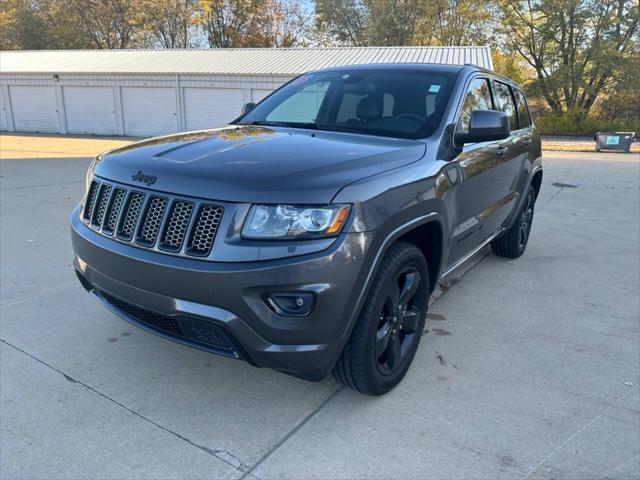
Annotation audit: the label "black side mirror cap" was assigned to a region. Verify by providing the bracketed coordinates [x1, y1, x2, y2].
[241, 102, 256, 115]
[454, 110, 510, 145]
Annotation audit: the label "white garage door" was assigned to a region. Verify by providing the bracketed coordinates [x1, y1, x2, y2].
[10, 86, 59, 133]
[121, 87, 177, 137]
[252, 89, 273, 104]
[183, 87, 244, 131]
[0, 92, 8, 131]
[64, 86, 116, 135]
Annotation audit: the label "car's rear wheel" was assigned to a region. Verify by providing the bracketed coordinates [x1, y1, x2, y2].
[491, 185, 536, 258]
[333, 242, 428, 395]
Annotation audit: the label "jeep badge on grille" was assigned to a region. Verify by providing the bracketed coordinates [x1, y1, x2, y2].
[131, 170, 157, 186]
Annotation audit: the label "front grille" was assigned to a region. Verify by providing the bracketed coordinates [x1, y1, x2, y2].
[160, 201, 194, 252]
[83, 180, 101, 221]
[103, 188, 126, 235]
[91, 183, 112, 228]
[187, 204, 224, 256]
[136, 196, 167, 246]
[81, 177, 224, 258]
[98, 290, 234, 352]
[117, 192, 145, 241]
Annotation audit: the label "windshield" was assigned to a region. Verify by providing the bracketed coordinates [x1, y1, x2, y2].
[235, 69, 457, 139]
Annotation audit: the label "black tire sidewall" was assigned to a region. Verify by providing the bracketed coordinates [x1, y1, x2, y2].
[353, 243, 429, 394]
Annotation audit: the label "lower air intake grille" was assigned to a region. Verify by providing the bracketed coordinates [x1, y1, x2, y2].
[98, 290, 234, 352]
[100, 291, 183, 336]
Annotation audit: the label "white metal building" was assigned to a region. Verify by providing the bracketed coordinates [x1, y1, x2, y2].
[0, 47, 492, 137]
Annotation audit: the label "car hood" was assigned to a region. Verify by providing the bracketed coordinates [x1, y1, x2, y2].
[94, 126, 426, 204]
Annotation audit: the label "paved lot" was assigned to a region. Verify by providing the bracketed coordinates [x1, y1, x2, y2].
[1, 135, 639, 479]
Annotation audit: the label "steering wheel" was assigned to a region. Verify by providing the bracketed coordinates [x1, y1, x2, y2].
[395, 113, 425, 124]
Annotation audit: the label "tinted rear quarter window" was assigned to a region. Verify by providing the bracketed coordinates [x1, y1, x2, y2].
[494, 81, 518, 131]
[456, 78, 493, 133]
[513, 89, 532, 128]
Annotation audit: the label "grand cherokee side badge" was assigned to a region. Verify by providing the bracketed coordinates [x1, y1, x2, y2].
[131, 170, 157, 186]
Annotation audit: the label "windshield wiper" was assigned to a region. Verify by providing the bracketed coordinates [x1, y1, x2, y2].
[265, 121, 318, 130]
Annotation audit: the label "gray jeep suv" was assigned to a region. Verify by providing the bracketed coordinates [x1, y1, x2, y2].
[71, 64, 542, 395]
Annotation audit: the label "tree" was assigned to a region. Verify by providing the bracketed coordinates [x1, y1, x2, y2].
[497, 0, 640, 114]
[0, 0, 93, 49]
[199, 0, 258, 47]
[257, 0, 311, 47]
[72, 0, 145, 49]
[141, 0, 198, 48]
[315, 0, 369, 45]
[365, 0, 426, 45]
[415, 0, 494, 46]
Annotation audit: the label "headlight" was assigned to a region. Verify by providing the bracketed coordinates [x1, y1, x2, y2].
[242, 204, 350, 239]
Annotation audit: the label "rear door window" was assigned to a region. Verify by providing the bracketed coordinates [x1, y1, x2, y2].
[513, 89, 531, 128]
[456, 78, 493, 133]
[494, 81, 519, 132]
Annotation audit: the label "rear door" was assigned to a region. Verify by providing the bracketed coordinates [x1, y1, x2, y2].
[493, 81, 531, 223]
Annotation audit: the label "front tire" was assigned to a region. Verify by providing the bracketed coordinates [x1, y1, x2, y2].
[491, 186, 536, 258]
[333, 242, 429, 395]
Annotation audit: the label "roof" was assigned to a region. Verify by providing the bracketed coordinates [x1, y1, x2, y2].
[0, 47, 493, 76]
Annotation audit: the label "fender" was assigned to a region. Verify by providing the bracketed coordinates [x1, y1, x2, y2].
[340, 212, 446, 341]
[503, 163, 544, 230]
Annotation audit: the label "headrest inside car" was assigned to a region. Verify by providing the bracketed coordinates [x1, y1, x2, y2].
[356, 96, 383, 121]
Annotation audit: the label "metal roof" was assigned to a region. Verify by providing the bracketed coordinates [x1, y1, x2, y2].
[0, 47, 492, 76]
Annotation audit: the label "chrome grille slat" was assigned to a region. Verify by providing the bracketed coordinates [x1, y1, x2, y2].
[83, 179, 224, 259]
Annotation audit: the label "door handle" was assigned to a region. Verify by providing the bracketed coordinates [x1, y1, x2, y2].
[496, 147, 508, 157]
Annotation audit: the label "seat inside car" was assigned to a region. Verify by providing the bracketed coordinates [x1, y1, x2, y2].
[354, 95, 383, 124]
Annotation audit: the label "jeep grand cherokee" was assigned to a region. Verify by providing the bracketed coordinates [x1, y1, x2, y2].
[71, 64, 542, 395]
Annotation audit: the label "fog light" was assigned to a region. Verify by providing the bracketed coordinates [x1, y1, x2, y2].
[265, 292, 315, 316]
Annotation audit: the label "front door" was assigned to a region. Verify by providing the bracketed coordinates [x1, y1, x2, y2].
[447, 78, 520, 267]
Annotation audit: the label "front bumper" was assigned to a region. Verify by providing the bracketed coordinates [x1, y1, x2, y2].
[71, 206, 375, 381]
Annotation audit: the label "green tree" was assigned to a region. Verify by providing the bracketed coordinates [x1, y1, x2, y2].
[416, 0, 494, 47]
[497, 0, 640, 114]
[0, 0, 93, 49]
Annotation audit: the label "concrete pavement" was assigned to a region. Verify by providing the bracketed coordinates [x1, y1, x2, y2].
[1, 140, 638, 479]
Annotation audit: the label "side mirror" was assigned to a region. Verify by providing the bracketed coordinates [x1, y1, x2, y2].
[455, 110, 510, 145]
[241, 102, 256, 115]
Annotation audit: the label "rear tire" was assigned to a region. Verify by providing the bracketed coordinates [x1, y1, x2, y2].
[333, 242, 429, 395]
[491, 186, 536, 258]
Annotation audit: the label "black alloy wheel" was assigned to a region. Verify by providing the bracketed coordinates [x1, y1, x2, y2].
[375, 266, 423, 376]
[333, 242, 429, 395]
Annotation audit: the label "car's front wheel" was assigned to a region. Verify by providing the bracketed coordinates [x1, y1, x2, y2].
[333, 242, 429, 395]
